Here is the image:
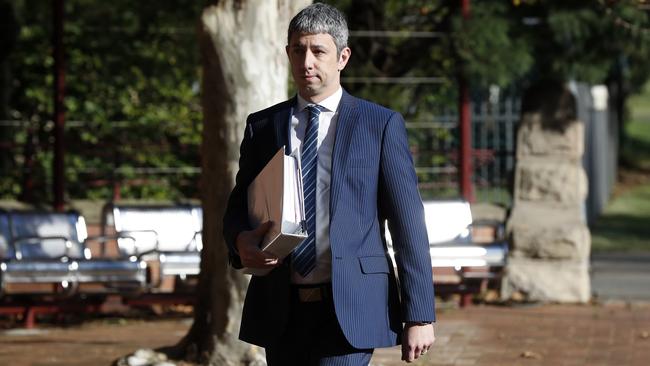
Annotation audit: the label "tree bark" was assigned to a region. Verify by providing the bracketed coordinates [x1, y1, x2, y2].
[174, 1, 309, 365]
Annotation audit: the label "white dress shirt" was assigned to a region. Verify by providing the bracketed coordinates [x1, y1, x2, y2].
[290, 87, 342, 284]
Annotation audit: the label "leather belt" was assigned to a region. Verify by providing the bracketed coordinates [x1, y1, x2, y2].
[292, 283, 331, 303]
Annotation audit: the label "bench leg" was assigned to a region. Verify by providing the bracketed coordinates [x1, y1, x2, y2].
[23, 307, 36, 329]
[460, 293, 473, 308]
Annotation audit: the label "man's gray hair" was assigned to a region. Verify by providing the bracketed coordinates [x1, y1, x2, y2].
[288, 3, 349, 54]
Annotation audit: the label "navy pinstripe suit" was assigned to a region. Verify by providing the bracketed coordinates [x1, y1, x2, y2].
[223, 90, 435, 351]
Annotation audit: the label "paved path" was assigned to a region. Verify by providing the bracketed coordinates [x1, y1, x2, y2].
[2, 304, 649, 366]
[591, 252, 650, 301]
[0, 318, 193, 365]
[371, 304, 650, 366]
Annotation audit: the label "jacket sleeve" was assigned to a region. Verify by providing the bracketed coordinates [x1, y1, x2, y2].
[379, 111, 436, 322]
[222, 117, 256, 269]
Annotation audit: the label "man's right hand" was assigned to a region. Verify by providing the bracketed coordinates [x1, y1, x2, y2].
[235, 221, 281, 268]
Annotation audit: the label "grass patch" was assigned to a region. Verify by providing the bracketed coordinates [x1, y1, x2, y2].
[591, 184, 650, 252]
[621, 120, 650, 170]
[628, 82, 650, 120]
[621, 82, 650, 170]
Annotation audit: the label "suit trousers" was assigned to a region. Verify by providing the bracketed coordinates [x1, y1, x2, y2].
[265, 284, 373, 366]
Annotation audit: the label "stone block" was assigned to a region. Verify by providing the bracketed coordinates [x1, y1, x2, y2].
[507, 203, 583, 227]
[502, 257, 590, 303]
[510, 223, 591, 260]
[470, 202, 507, 222]
[517, 113, 584, 159]
[515, 161, 588, 205]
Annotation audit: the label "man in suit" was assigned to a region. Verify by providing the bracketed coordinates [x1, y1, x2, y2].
[223, 3, 435, 365]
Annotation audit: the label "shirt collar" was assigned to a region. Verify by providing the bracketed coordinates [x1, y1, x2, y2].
[296, 87, 343, 113]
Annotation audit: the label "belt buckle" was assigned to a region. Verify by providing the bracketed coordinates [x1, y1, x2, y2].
[298, 287, 323, 302]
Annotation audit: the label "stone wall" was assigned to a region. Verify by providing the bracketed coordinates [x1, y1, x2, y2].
[503, 82, 591, 303]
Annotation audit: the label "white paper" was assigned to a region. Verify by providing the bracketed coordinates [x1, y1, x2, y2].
[245, 147, 307, 275]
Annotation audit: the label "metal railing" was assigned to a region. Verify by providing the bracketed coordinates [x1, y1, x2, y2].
[408, 98, 520, 205]
[1, 98, 520, 205]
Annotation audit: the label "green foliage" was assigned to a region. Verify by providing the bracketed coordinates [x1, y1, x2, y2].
[328, 0, 459, 118]
[3, 0, 649, 204]
[327, 0, 650, 103]
[510, 0, 650, 88]
[629, 82, 650, 121]
[451, 2, 533, 88]
[3, 0, 204, 202]
[621, 82, 650, 170]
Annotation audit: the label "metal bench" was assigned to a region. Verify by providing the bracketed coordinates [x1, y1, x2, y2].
[100, 203, 202, 294]
[386, 200, 508, 306]
[0, 210, 146, 297]
[0, 210, 148, 328]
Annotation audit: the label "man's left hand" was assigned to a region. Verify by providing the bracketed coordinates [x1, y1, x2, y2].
[401, 322, 435, 363]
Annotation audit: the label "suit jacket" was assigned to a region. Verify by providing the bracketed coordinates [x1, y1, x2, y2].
[223, 90, 435, 350]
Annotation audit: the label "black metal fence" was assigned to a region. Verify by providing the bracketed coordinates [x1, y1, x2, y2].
[409, 98, 520, 206]
[1, 98, 521, 205]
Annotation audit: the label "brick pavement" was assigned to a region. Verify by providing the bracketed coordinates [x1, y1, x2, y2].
[1, 303, 649, 365]
[371, 303, 650, 366]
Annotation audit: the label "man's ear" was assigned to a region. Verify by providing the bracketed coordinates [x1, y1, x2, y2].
[338, 47, 351, 71]
[285, 45, 290, 58]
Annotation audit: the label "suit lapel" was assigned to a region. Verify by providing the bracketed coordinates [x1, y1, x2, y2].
[330, 91, 359, 217]
[273, 96, 297, 155]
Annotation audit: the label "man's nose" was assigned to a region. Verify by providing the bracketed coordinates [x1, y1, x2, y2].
[302, 50, 315, 69]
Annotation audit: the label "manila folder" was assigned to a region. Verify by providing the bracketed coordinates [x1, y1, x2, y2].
[245, 147, 307, 275]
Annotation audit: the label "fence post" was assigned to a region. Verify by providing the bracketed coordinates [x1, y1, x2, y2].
[52, 0, 65, 211]
[459, 0, 474, 202]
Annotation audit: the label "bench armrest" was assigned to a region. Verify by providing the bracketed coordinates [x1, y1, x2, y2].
[184, 230, 203, 251]
[118, 229, 160, 256]
[85, 234, 137, 244]
[12, 235, 73, 261]
[84, 234, 137, 257]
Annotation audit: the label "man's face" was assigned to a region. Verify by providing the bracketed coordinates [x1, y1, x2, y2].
[286, 32, 351, 103]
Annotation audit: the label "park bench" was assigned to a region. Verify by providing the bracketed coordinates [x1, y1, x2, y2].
[100, 203, 202, 296]
[0, 209, 147, 327]
[0, 210, 147, 296]
[385, 200, 508, 306]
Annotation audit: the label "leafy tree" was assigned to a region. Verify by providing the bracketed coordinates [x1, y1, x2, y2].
[3, 1, 648, 203]
[3, 0, 205, 202]
[325, 0, 533, 200]
[327, 0, 650, 191]
[502, 0, 650, 162]
[518, 0, 648, 87]
[326, 1, 532, 113]
[328, 0, 649, 108]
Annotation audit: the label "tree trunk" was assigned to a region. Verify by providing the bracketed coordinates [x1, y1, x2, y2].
[174, 1, 309, 365]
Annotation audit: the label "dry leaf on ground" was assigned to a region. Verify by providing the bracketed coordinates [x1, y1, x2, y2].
[520, 351, 542, 359]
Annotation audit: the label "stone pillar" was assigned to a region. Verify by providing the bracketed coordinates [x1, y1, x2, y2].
[503, 82, 591, 303]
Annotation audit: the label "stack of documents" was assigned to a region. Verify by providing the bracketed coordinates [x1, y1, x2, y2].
[245, 147, 307, 275]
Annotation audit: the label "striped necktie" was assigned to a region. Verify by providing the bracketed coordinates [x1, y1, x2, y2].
[292, 104, 322, 277]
